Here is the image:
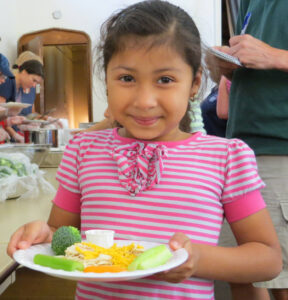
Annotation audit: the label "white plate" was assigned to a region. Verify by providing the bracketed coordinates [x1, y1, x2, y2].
[0, 102, 32, 109]
[13, 240, 188, 282]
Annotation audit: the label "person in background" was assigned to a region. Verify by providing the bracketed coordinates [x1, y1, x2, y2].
[200, 57, 229, 138]
[11, 51, 44, 117]
[7, 1, 281, 299]
[0, 53, 14, 84]
[0, 51, 44, 114]
[0, 51, 44, 142]
[0, 74, 6, 85]
[0, 53, 26, 142]
[216, 75, 230, 121]
[200, 84, 227, 137]
[207, 0, 288, 299]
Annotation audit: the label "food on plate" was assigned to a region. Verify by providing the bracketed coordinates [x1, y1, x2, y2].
[85, 229, 115, 248]
[83, 265, 127, 273]
[34, 254, 84, 271]
[51, 226, 82, 255]
[128, 244, 172, 271]
[34, 230, 173, 274]
[65, 242, 144, 268]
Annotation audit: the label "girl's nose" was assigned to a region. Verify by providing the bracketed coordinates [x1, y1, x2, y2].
[133, 86, 157, 110]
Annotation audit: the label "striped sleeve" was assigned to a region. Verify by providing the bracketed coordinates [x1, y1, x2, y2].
[221, 138, 265, 203]
[53, 184, 81, 213]
[224, 189, 266, 223]
[56, 134, 82, 194]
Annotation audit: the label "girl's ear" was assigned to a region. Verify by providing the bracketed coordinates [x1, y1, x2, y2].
[190, 69, 202, 98]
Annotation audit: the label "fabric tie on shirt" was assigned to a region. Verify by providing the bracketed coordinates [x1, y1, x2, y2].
[111, 142, 168, 196]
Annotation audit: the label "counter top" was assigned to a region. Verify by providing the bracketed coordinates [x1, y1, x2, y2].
[0, 168, 58, 287]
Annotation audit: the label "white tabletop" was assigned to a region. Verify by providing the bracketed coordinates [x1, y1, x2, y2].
[0, 168, 58, 279]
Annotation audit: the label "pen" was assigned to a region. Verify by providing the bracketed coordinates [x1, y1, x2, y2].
[241, 12, 251, 35]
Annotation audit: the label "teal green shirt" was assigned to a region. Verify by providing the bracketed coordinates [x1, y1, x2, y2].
[226, 0, 288, 155]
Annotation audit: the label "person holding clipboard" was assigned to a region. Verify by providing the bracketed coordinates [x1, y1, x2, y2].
[207, 1, 288, 300]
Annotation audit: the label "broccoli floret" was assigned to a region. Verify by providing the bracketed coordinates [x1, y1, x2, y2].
[51, 226, 81, 255]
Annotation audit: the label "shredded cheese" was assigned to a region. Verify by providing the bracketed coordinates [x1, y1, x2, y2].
[66, 242, 144, 268]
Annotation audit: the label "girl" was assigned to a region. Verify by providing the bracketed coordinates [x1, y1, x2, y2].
[7, 1, 281, 299]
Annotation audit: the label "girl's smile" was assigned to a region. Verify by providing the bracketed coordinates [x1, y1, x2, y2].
[106, 39, 201, 141]
[132, 116, 160, 126]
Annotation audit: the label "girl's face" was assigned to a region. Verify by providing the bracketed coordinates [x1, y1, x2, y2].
[106, 40, 201, 141]
[20, 70, 42, 90]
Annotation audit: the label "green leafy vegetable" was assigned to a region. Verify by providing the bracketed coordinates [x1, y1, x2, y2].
[51, 226, 82, 255]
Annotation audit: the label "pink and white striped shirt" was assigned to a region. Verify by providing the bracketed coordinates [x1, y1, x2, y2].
[55, 128, 265, 300]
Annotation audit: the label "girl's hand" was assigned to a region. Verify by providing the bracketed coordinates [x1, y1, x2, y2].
[156, 232, 200, 283]
[7, 220, 54, 258]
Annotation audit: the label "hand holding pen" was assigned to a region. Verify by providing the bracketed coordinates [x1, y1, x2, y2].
[228, 12, 281, 69]
[205, 12, 252, 72]
[206, 10, 280, 79]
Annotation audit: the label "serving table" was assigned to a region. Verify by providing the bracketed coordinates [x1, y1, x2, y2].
[0, 167, 58, 296]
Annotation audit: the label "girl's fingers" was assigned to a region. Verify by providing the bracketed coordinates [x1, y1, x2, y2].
[169, 232, 190, 250]
[7, 227, 26, 257]
[158, 233, 198, 282]
[7, 221, 52, 257]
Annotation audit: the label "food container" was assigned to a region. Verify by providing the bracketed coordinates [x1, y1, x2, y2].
[85, 229, 115, 248]
[24, 129, 58, 147]
[0, 144, 49, 166]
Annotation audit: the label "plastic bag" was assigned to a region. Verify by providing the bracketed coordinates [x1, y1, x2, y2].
[0, 152, 56, 202]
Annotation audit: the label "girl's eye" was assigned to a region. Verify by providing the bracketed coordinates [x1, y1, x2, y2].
[158, 76, 173, 84]
[120, 75, 134, 82]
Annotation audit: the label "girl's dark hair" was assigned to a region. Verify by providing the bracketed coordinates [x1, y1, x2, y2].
[13, 60, 44, 79]
[98, 0, 202, 132]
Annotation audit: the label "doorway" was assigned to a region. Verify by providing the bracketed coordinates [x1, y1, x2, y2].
[18, 28, 92, 128]
[43, 45, 89, 128]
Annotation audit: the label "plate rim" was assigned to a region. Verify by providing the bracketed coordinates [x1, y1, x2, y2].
[0, 102, 32, 108]
[13, 240, 188, 282]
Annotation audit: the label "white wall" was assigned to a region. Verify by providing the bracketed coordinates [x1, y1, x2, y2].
[0, 0, 221, 122]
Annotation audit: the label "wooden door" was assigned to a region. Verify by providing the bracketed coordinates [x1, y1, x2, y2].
[18, 28, 92, 126]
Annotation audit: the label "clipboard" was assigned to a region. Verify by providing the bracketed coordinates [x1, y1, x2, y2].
[207, 47, 243, 67]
